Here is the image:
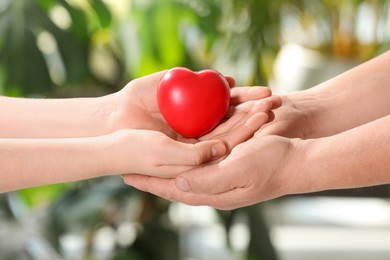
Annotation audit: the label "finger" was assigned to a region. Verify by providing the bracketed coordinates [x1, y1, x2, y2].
[267, 110, 276, 123]
[176, 187, 253, 210]
[230, 87, 271, 105]
[122, 174, 225, 208]
[213, 99, 272, 135]
[123, 174, 252, 210]
[124, 174, 194, 203]
[222, 112, 269, 151]
[224, 76, 236, 88]
[195, 188, 255, 210]
[270, 95, 282, 109]
[226, 96, 273, 118]
[144, 70, 168, 85]
[209, 99, 272, 140]
[124, 174, 176, 200]
[225, 100, 258, 118]
[161, 139, 227, 166]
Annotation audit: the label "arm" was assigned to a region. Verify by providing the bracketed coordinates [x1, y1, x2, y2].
[0, 95, 115, 138]
[0, 96, 271, 193]
[260, 50, 390, 138]
[0, 136, 106, 192]
[0, 70, 192, 138]
[0, 71, 272, 139]
[124, 115, 390, 210]
[296, 115, 390, 193]
[0, 130, 224, 193]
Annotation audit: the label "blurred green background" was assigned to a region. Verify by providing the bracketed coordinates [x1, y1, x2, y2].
[0, 0, 389, 259]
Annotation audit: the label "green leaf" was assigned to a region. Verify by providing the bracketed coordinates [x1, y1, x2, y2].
[90, 0, 112, 28]
[18, 183, 73, 208]
[154, 1, 184, 67]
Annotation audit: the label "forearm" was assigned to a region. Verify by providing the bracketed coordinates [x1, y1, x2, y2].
[291, 115, 390, 194]
[0, 136, 109, 192]
[0, 94, 118, 138]
[289, 50, 390, 137]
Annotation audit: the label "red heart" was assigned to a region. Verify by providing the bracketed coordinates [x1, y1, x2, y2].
[157, 67, 231, 138]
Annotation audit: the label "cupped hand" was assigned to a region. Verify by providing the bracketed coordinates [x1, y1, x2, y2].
[111, 70, 274, 142]
[106, 129, 227, 178]
[117, 97, 275, 178]
[112, 92, 274, 179]
[256, 94, 314, 138]
[111, 71, 234, 139]
[123, 135, 299, 210]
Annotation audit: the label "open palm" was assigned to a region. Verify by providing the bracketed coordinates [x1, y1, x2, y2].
[113, 70, 274, 145]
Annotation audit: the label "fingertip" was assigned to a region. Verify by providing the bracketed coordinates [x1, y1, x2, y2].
[252, 99, 272, 113]
[230, 87, 272, 105]
[122, 174, 142, 188]
[271, 95, 282, 109]
[248, 86, 272, 98]
[267, 111, 275, 122]
[193, 140, 226, 165]
[176, 177, 190, 192]
[211, 142, 227, 158]
[225, 76, 236, 88]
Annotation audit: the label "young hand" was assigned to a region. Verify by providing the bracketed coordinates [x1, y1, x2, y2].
[102, 129, 228, 178]
[110, 71, 274, 141]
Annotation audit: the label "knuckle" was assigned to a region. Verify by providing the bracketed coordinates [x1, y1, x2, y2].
[191, 150, 206, 165]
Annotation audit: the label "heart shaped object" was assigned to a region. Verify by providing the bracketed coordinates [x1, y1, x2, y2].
[157, 67, 231, 138]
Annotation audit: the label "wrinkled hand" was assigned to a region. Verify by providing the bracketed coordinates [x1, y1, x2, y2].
[198, 96, 276, 150]
[256, 94, 314, 138]
[123, 135, 298, 210]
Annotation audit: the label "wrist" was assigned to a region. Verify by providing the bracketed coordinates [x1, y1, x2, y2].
[282, 89, 324, 138]
[78, 135, 115, 178]
[99, 91, 127, 133]
[287, 136, 343, 195]
[103, 84, 142, 133]
[280, 137, 321, 195]
[97, 130, 139, 176]
[95, 131, 122, 176]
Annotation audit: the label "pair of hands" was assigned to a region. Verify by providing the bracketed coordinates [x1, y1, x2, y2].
[121, 92, 306, 210]
[107, 71, 279, 178]
[119, 51, 390, 210]
[110, 71, 308, 210]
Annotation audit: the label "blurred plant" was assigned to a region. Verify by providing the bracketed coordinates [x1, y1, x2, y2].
[281, 0, 390, 59]
[0, 0, 121, 96]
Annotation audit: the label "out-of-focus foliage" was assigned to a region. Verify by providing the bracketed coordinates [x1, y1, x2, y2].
[0, 0, 389, 259]
[1, 0, 389, 96]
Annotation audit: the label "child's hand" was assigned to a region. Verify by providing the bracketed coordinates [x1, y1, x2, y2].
[104, 129, 226, 178]
[110, 71, 273, 142]
[110, 71, 235, 140]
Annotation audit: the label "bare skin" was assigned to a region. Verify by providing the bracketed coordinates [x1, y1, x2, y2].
[0, 71, 276, 192]
[124, 50, 390, 210]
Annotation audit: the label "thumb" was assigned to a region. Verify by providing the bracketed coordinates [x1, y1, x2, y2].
[165, 139, 227, 166]
[175, 163, 235, 195]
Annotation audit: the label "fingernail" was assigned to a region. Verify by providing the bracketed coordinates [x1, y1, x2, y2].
[176, 177, 190, 192]
[212, 143, 226, 158]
